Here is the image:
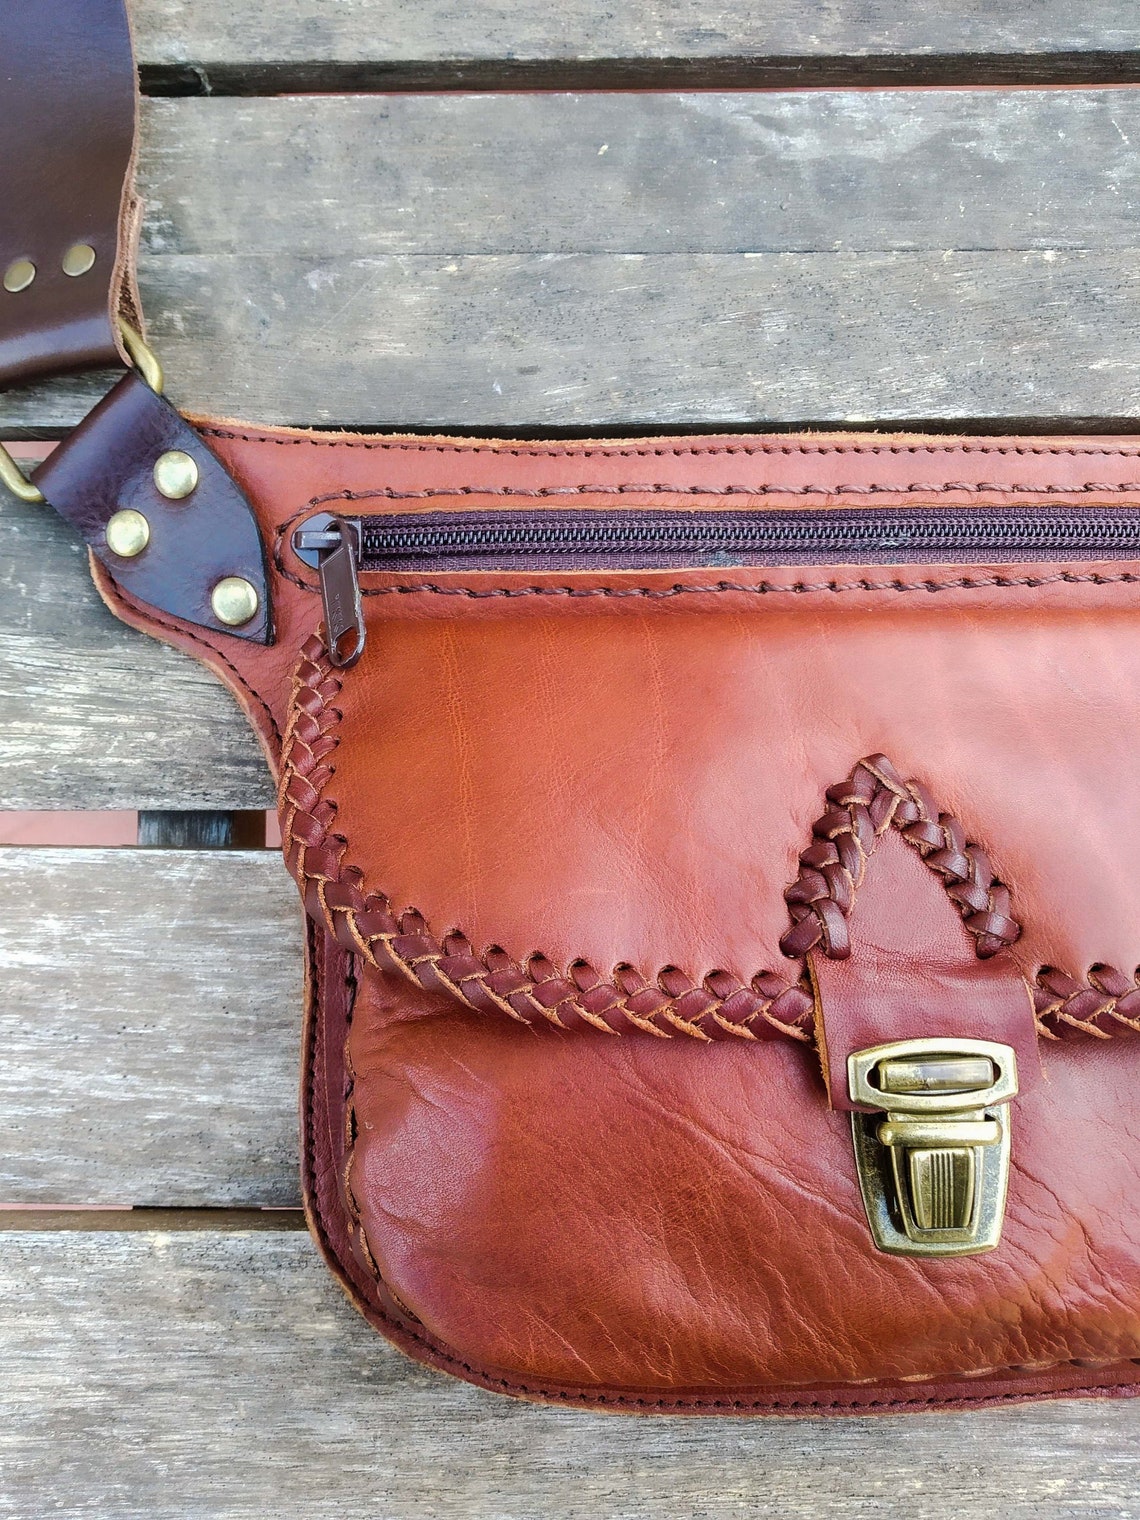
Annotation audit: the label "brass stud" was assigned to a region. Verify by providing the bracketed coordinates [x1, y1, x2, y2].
[62, 243, 97, 278]
[153, 449, 199, 500]
[3, 259, 36, 294]
[211, 576, 259, 628]
[105, 509, 151, 559]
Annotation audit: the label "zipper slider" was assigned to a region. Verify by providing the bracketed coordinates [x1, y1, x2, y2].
[315, 516, 366, 669]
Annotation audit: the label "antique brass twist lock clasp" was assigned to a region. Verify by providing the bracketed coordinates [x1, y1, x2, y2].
[848, 1038, 1018, 1257]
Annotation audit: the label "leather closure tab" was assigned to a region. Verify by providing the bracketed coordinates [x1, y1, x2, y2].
[0, 0, 141, 387]
[810, 824, 1040, 1110]
[33, 373, 272, 644]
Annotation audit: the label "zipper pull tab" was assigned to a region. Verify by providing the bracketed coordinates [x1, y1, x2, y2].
[317, 516, 366, 669]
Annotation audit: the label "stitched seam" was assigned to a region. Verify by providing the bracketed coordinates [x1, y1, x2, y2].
[350, 569, 1140, 601]
[303, 482, 1140, 497]
[198, 424, 1140, 463]
[1034, 966, 1140, 1039]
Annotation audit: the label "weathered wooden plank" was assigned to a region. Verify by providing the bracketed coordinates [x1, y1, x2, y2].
[6, 90, 1140, 431]
[0, 495, 274, 810]
[134, 92, 1140, 257]
[1, 1228, 1138, 1519]
[132, 0, 1140, 70]
[9, 248, 1140, 433]
[0, 848, 302, 1206]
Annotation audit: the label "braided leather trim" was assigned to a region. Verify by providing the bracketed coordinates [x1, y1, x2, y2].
[278, 636, 814, 1044]
[780, 754, 1021, 961]
[280, 636, 1138, 1043]
[1033, 966, 1140, 1040]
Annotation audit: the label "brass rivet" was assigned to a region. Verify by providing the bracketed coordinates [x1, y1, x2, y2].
[153, 449, 199, 500]
[211, 576, 259, 627]
[3, 259, 36, 294]
[62, 243, 97, 278]
[105, 509, 151, 559]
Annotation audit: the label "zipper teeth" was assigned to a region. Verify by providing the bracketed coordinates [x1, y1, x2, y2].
[357, 511, 1140, 561]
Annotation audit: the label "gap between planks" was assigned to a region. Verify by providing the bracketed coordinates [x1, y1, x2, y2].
[0, 1209, 308, 1234]
[127, 0, 1140, 94]
[138, 53, 1140, 96]
[0, 1208, 307, 1232]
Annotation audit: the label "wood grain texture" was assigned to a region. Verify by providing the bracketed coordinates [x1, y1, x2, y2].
[135, 92, 1140, 257]
[81, 250, 1140, 429]
[6, 90, 1140, 430]
[9, 248, 1140, 432]
[2, 1228, 1139, 1519]
[0, 848, 302, 1206]
[0, 495, 273, 809]
[131, 0, 1140, 66]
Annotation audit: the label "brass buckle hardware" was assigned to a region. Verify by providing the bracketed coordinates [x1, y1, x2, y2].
[848, 1037, 1017, 1258]
[0, 321, 163, 507]
[0, 442, 42, 504]
[119, 320, 164, 397]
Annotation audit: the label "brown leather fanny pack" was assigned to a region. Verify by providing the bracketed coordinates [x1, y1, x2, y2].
[8, 1, 1140, 1414]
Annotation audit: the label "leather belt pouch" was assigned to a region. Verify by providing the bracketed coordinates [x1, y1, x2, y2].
[56, 424, 1140, 1412]
[10, 0, 1140, 1415]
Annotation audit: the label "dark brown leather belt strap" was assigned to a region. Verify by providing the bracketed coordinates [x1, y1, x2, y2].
[0, 0, 141, 386]
[2, 1, 272, 644]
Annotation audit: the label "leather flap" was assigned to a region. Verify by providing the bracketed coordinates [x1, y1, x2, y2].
[278, 557, 1140, 1052]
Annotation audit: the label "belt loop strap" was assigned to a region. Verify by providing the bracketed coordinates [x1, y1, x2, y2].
[0, 0, 142, 387]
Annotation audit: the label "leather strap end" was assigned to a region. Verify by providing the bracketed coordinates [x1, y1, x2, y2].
[0, 0, 141, 387]
[33, 373, 273, 646]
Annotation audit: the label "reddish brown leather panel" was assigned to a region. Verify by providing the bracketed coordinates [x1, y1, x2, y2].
[35, 375, 271, 642]
[0, 0, 140, 385]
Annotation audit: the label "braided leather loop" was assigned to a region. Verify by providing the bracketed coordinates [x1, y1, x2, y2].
[780, 754, 1021, 962]
[279, 636, 814, 1043]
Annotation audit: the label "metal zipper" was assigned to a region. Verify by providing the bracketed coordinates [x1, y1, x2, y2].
[293, 504, 1140, 668]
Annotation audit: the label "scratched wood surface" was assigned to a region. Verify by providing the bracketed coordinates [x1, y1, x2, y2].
[0, 848, 301, 1205]
[131, 1, 1140, 90]
[4, 3, 1140, 1515]
[3, 1229, 1140, 1520]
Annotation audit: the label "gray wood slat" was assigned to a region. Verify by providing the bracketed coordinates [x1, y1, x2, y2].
[132, 1, 1140, 67]
[1, 1228, 1138, 1519]
[7, 248, 1139, 432]
[5, 91, 1140, 430]
[135, 92, 1140, 257]
[0, 848, 302, 1206]
[0, 495, 273, 810]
